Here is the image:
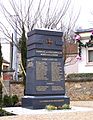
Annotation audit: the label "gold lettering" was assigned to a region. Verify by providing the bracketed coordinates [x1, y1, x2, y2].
[36, 61, 48, 80]
[51, 62, 63, 81]
[39, 99, 64, 103]
[36, 50, 62, 57]
[36, 86, 49, 91]
[52, 86, 64, 91]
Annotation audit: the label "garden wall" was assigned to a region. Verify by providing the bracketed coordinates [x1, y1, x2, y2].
[9, 81, 24, 100]
[3, 78, 93, 101]
[65, 78, 93, 100]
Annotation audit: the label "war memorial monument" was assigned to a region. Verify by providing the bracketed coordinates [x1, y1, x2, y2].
[22, 29, 70, 109]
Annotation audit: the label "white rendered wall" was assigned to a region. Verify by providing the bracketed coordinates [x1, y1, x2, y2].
[78, 47, 93, 73]
[78, 39, 93, 73]
[65, 55, 78, 75]
[65, 31, 93, 74]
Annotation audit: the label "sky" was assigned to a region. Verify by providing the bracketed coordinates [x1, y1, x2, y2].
[76, 0, 93, 29]
[1, 0, 93, 62]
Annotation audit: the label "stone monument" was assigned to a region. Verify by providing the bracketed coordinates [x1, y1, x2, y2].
[22, 29, 70, 109]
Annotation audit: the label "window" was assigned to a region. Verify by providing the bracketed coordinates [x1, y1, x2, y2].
[3, 65, 9, 70]
[86, 48, 93, 66]
[88, 50, 93, 62]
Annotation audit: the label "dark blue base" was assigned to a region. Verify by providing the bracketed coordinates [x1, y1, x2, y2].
[22, 95, 70, 109]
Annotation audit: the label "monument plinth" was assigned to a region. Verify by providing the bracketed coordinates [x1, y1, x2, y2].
[22, 29, 70, 109]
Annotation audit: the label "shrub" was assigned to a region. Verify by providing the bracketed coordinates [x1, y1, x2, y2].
[0, 108, 15, 116]
[12, 95, 19, 106]
[0, 99, 3, 108]
[3, 95, 19, 107]
[0, 82, 2, 99]
[3, 95, 12, 107]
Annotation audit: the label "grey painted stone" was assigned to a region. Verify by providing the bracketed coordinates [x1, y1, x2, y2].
[22, 29, 70, 109]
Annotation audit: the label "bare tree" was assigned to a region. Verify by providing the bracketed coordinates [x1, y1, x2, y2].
[59, 4, 81, 65]
[0, 0, 80, 48]
[0, 0, 72, 39]
[0, 0, 80, 77]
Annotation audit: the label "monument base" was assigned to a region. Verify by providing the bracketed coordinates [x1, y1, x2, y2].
[22, 95, 70, 109]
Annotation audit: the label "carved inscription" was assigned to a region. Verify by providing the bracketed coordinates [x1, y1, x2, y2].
[35, 58, 64, 93]
[39, 99, 64, 103]
[36, 86, 49, 91]
[36, 61, 48, 80]
[51, 62, 63, 81]
[52, 86, 64, 91]
[36, 50, 62, 57]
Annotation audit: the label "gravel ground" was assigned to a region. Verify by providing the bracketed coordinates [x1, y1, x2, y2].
[1, 101, 93, 120]
[71, 101, 93, 108]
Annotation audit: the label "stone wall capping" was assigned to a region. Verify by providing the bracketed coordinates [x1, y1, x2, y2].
[10, 80, 23, 84]
[65, 77, 93, 82]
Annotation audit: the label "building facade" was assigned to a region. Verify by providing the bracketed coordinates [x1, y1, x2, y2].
[65, 28, 93, 75]
[76, 29, 93, 73]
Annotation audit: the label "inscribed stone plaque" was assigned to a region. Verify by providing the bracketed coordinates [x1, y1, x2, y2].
[25, 57, 65, 95]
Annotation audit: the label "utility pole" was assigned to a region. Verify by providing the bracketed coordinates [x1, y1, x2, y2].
[12, 15, 18, 81]
[10, 33, 13, 69]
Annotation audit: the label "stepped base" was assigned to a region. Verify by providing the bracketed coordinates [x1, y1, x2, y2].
[22, 95, 70, 109]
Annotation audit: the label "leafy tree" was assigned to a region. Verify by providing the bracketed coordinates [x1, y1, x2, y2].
[0, 43, 3, 100]
[0, 43, 3, 77]
[20, 24, 27, 85]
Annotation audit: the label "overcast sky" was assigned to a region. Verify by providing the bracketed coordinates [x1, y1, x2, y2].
[1, 0, 93, 29]
[77, 0, 93, 28]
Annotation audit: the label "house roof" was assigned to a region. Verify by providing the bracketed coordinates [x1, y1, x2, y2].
[75, 28, 93, 41]
[65, 42, 78, 54]
[76, 28, 93, 33]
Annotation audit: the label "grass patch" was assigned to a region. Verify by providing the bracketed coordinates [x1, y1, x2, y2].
[0, 108, 15, 116]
